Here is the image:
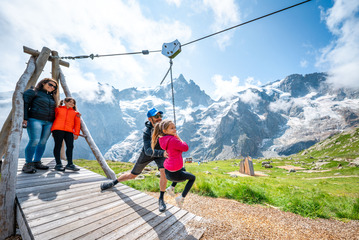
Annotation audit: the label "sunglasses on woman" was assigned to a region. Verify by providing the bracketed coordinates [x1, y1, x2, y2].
[47, 82, 57, 89]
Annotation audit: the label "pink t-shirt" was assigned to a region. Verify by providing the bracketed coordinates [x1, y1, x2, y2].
[159, 135, 189, 171]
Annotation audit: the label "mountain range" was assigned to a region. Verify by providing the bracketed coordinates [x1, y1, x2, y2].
[1, 72, 359, 162]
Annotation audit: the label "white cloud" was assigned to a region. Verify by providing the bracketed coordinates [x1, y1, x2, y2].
[318, 0, 359, 89]
[203, 0, 240, 50]
[269, 99, 292, 113]
[212, 75, 241, 100]
[79, 83, 116, 104]
[166, 0, 182, 7]
[0, 0, 192, 94]
[239, 89, 261, 107]
[212, 75, 262, 100]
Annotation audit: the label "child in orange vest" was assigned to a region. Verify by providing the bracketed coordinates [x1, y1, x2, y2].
[51, 97, 81, 171]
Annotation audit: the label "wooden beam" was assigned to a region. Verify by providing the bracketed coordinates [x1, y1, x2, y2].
[23, 46, 70, 68]
[59, 68, 116, 180]
[0, 57, 36, 239]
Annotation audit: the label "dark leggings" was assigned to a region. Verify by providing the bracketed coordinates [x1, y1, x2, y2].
[53, 130, 74, 165]
[165, 168, 196, 198]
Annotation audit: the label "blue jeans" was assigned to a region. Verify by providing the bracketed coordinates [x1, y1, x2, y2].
[25, 118, 53, 163]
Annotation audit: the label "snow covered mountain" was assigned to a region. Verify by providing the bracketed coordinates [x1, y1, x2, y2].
[1, 72, 358, 161]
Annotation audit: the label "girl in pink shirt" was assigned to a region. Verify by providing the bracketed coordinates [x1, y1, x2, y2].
[152, 119, 196, 208]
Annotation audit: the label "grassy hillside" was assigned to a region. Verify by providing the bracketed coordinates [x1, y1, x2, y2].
[76, 127, 357, 221]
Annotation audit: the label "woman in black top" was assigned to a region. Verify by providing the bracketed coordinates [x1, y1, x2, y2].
[22, 78, 59, 173]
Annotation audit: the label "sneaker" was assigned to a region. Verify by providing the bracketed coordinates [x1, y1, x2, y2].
[100, 181, 114, 191]
[33, 161, 49, 170]
[65, 164, 80, 171]
[22, 163, 37, 174]
[175, 196, 184, 209]
[166, 186, 175, 197]
[159, 198, 166, 212]
[54, 164, 65, 171]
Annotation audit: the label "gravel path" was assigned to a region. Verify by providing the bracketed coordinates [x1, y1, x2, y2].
[147, 192, 359, 240]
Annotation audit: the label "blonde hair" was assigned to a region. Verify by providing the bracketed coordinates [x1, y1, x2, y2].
[60, 97, 77, 111]
[35, 78, 59, 107]
[151, 119, 174, 151]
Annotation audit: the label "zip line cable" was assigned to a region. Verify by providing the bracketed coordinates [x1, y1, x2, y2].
[60, 0, 312, 60]
[182, 0, 312, 47]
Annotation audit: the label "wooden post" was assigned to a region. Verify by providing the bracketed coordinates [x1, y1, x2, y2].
[51, 50, 66, 161]
[0, 47, 52, 159]
[239, 157, 255, 176]
[0, 57, 36, 239]
[59, 69, 116, 180]
[51, 50, 60, 81]
[239, 159, 245, 173]
[245, 157, 255, 176]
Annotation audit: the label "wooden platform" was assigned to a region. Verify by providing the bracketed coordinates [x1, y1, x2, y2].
[16, 158, 205, 240]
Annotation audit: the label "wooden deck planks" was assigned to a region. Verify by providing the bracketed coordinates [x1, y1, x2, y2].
[16, 158, 205, 239]
[51, 194, 156, 240]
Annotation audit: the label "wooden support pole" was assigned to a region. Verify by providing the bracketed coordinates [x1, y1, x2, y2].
[51, 50, 60, 81]
[23, 46, 69, 68]
[26, 47, 52, 89]
[51, 51, 66, 160]
[0, 57, 36, 239]
[59, 69, 116, 180]
[0, 47, 52, 159]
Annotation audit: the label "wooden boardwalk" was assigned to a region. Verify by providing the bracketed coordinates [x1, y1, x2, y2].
[16, 158, 205, 240]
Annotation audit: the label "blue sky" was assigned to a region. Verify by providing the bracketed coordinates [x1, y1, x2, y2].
[0, 0, 358, 100]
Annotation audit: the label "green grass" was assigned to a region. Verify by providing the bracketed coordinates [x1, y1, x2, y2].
[75, 155, 359, 221]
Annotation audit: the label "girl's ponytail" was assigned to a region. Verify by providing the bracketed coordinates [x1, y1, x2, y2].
[59, 100, 64, 106]
[151, 119, 173, 152]
[151, 123, 161, 151]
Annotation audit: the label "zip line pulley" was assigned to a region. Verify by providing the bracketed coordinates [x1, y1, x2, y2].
[160, 39, 181, 126]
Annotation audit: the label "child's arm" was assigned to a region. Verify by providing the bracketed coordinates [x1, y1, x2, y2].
[172, 136, 189, 152]
[174, 134, 182, 141]
[73, 113, 81, 139]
